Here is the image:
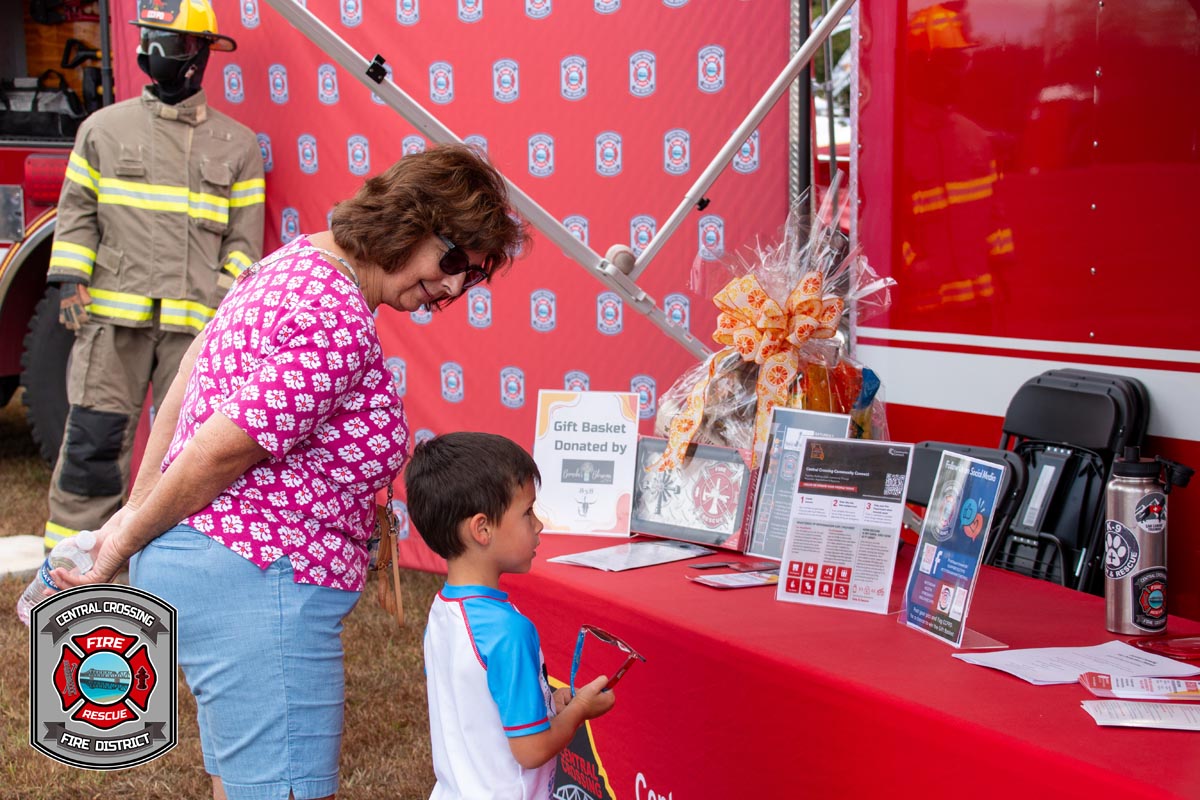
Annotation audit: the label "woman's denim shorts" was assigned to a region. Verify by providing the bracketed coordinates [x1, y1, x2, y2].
[131, 524, 361, 800]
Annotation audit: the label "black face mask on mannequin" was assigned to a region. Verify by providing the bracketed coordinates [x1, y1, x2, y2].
[137, 37, 210, 106]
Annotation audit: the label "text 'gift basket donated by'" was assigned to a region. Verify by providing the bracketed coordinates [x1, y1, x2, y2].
[655, 176, 896, 470]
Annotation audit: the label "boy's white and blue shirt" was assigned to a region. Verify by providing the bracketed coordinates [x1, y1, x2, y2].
[425, 583, 557, 800]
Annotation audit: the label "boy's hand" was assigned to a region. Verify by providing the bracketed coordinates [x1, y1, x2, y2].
[569, 674, 617, 721]
[552, 686, 572, 714]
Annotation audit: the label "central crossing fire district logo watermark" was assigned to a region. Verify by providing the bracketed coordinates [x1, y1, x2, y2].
[30, 585, 177, 770]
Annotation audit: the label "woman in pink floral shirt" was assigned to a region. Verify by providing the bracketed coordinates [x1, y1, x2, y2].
[56, 145, 528, 800]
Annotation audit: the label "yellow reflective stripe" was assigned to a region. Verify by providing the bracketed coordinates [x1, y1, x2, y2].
[49, 241, 97, 278]
[230, 178, 266, 208]
[987, 227, 1015, 256]
[45, 520, 79, 548]
[87, 287, 154, 322]
[160, 299, 216, 331]
[223, 250, 252, 277]
[95, 178, 232, 223]
[66, 152, 99, 193]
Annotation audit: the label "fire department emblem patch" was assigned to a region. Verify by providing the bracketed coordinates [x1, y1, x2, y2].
[698, 214, 725, 260]
[630, 215, 656, 256]
[499, 367, 525, 409]
[268, 63, 288, 104]
[240, 0, 260, 28]
[30, 585, 176, 770]
[631, 375, 657, 420]
[467, 286, 492, 329]
[440, 362, 465, 403]
[340, 0, 362, 27]
[525, 0, 551, 19]
[397, 0, 419, 25]
[596, 292, 623, 335]
[317, 64, 339, 105]
[564, 370, 590, 391]
[256, 133, 273, 173]
[402, 135, 427, 157]
[595, 132, 622, 177]
[458, 0, 482, 23]
[493, 59, 519, 103]
[528, 134, 554, 177]
[698, 45, 725, 93]
[223, 64, 244, 103]
[464, 134, 488, 154]
[347, 135, 370, 176]
[561, 56, 587, 100]
[563, 215, 588, 244]
[663, 293, 690, 331]
[629, 50, 656, 97]
[733, 130, 760, 174]
[663, 128, 689, 175]
[414, 428, 436, 446]
[429, 62, 454, 104]
[530, 289, 556, 332]
[694, 462, 739, 528]
[297, 134, 319, 174]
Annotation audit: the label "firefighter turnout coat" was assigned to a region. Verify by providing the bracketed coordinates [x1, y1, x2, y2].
[49, 87, 265, 332]
[41, 87, 264, 548]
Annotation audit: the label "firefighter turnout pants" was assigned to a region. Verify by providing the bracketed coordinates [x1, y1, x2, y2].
[45, 318, 194, 549]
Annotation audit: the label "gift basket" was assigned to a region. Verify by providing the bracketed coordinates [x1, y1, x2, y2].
[655, 176, 895, 470]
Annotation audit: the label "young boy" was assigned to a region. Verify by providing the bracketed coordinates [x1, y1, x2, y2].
[405, 432, 616, 799]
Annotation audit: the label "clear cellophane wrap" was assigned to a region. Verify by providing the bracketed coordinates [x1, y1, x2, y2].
[654, 177, 895, 469]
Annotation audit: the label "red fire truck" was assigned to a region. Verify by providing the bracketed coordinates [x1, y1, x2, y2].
[0, 1, 116, 462]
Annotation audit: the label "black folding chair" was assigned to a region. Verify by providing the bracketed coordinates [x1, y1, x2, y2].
[995, 375, 1130, 591]
[905, 441, 1027, 563]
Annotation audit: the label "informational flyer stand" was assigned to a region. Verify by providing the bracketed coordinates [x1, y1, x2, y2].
[775, 438, 913, 614]
[902, 451, 1005, 646]
[747, 409, 851, 560]
[532, 391, 639, 536]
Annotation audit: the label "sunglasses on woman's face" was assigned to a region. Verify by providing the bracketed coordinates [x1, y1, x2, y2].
[436, 235, 491, 289]
[570, 624, 646, 697]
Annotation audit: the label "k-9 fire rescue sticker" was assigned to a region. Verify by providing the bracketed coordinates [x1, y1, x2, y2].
[30, 585, 176, 770]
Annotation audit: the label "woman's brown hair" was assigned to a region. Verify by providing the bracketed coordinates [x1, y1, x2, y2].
[330, 144, 529, 278]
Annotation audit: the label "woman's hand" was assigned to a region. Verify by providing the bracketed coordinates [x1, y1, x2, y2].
[50, 505, 139, 587]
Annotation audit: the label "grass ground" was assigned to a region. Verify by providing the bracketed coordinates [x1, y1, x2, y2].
[0, 391, 440, 799]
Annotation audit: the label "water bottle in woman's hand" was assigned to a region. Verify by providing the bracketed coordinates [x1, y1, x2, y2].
[15, 530, 96, 626]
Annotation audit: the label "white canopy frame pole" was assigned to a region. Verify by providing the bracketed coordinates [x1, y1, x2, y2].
[262, 0, 710, 358]
[629, 0, 857, 281]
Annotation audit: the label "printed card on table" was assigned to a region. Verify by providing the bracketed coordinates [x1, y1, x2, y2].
[532, 391, 639, 536]
[775, 438, 913, 614]
[630, 437, 755, 551]
[902, 451, 1005, 646]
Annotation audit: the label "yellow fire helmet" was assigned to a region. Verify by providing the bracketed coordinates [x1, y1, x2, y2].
[132, 0, 237, 53]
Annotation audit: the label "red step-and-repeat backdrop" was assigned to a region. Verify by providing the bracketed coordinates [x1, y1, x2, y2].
[114, 0, 792, 568]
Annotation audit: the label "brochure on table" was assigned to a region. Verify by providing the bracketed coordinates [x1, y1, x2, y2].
[775, 438, 913, 614]
[747, 408, 852, 560]
[630, 438, 755, 550]
[532, 391, 639, 536]
[902, 451, 1005, 647]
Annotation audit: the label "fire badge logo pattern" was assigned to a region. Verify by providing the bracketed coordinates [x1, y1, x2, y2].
[30, 585, 176, 770]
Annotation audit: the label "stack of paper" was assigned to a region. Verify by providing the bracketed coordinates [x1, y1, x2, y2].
[952, 640, 1200, 685]
[1081, 701, 1200, 732]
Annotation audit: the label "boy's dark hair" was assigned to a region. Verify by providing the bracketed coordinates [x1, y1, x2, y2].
[404, 432, 541, 559]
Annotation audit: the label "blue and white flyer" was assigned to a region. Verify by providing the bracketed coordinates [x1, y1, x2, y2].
[775, 438, 913, 614]
[532, 390, 640, 536]
[903, 451, 1005, 646]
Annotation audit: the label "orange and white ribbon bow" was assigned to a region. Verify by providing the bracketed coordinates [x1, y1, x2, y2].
[657, 272, 843, 470]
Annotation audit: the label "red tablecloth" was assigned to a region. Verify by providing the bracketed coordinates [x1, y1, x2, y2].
[499, 536, 1200, 800]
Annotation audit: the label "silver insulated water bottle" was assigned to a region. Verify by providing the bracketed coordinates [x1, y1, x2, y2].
[1104, 447, 1193, 635]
